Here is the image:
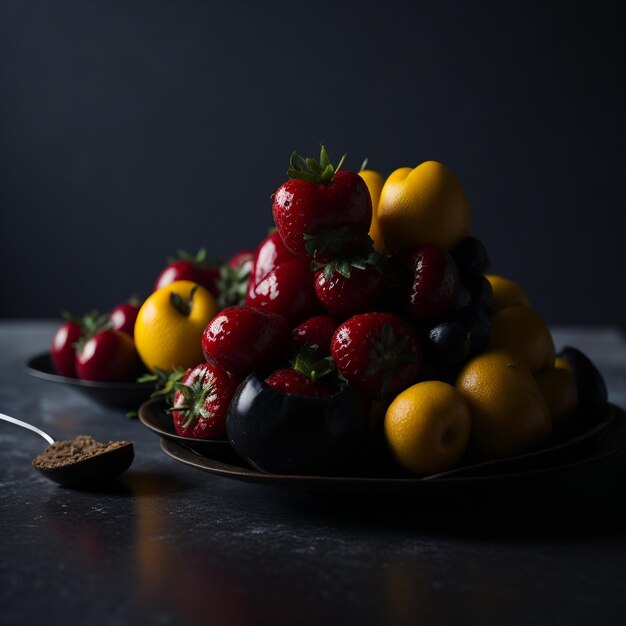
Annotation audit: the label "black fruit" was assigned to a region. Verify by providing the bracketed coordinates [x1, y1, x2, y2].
[466, 274, 494, 312]
[226, 373, 369, 475]
[451, 236, 490, 278]
[557, 346, 608, 417]
[425, 321, 471, 366]
[452, 304, 491, 356]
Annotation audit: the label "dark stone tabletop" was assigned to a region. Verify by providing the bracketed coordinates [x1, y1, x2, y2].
[1, 320, 626, 626]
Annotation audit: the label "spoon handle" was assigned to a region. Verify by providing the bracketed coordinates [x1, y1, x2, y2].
[0, 412, 55, 445]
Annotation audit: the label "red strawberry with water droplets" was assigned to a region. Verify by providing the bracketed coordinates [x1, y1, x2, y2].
[272, 146, 372, 261]
[153, 249, 220, 296]
[171, 363, 238, 440]
[331, 312, 423, 399]
[265, 369, 335, 397]
[202, 306, 290, 378]
[292, 314, 338, 358]
[265, 346, 336, 397]
[402, 244, 461, 322]
[51, 320, 83, 377]
[247, 230, 297, 302]
[51, 309, 114, 377]
[227, 248, 256, 272]
[109, 298, 141, 336]
[266, 369, 313, 396]
[313, 252, 385, 318]
[246, 256, 322, 326]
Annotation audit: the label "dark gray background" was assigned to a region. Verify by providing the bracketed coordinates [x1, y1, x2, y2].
[1, 0, 624, 326]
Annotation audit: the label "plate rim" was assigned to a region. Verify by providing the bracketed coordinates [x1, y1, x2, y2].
[138, 397, 231, 448]
[144, 397, 616, 480]
[25, 351, 153, 391]
[158, 404, 626, 491]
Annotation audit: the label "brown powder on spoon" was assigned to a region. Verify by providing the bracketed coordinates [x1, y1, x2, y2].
[32, 435, 130, 470]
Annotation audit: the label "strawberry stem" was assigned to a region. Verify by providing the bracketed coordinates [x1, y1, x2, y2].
[313, 238, 384, 280]
[366, 323, 417, 399]
[291, 345, 335, 383]
[287, 145, 347, 183]
[303, 226, 358, 258]
[138, 367, 187, 403]
[168, 373, 217, 429]
[216, 263, 252, 309]
[63, 309, 112, 352]
[166, 248, 219, 268]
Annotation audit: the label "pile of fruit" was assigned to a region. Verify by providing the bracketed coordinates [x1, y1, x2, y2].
[50, 146, 608, 477]
[50, 249, 254, 384]
[51, 301, 142, 382]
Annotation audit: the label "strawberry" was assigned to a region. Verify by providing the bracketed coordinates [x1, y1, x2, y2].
[171, 363, 238, 440]
[292, 314, 338, 358]
[402, 244, 461, 322]
[227, 248, 256, 271]
[246, 256, 322, 326]
[247, 230, 297, 302]
[313, 252, 385, 318]
[331, 312, 423, 399]
[109, 298, 141, 336]
[265, 347, 335, 397]
[272, 146, 372, 261]
[153, 249, 220, 296]
[201, 306, 290, 378]
[265, 369, 334, 397]
[50, 309, 111, 377]
[216, 248, 255, 308]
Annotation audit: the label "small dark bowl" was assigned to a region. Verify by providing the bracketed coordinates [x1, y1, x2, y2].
[34, 442, 135, 487]
[26, 352, 153, 411]
[226, 374, 370, 475]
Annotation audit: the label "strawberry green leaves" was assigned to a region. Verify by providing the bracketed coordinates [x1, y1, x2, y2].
[287, 145, 346, 183]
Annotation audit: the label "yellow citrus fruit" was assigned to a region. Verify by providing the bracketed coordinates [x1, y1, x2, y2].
[485, 274, 531, 313]
[377, 161, 471, 251]
[534, 368, 578, 429]
[487, 305, 555, 373]
[554, 356, 570, 371]
[456, 350, 551, 459]
[359, 169, 386, 253]
[135, 280, 218, 373]
[384, 381, 471, 475]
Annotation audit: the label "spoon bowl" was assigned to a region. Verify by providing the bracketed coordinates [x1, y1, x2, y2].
[33, 441, 135, 486]
[1, 412, 134, 486]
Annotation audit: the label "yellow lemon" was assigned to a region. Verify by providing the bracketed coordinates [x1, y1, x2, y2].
[384, 381, 471, 475]
[135, 280, 218, 373]
[488, 305, 555, 373]
[377, 161, 471, 251]
[456, 350, 551, 459]
[485, 274, 531, 312]
[534, 368, 579, 429]
[359, 168, 386, 253]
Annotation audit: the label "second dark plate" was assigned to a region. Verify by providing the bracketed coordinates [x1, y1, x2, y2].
[159, 404, 626, 495]
[138, 397, 232, 455]
[26, 352, 153, 411]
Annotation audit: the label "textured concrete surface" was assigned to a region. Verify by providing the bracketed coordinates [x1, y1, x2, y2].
[1, 321, 626, 626]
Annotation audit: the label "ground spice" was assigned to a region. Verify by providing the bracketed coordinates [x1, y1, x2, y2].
[32, 435, 130, 470]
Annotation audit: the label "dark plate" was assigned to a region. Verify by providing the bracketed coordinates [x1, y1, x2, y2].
[159, 405, 626, 495]
[26, 352, 153, 410]
[426, 404, 615, 479]
[138, 397, 232, 454]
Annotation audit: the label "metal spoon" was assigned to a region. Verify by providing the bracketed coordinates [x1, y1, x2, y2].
[0, 412, 134, 486]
